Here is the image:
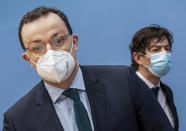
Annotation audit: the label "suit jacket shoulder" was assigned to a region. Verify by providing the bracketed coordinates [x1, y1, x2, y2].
[4, 82, 42, 120]
[3, 81, 63, 131]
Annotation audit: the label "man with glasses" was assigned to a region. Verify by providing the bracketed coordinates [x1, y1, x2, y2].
[3, 7, 174, 131]
[129, 25, 179, 131]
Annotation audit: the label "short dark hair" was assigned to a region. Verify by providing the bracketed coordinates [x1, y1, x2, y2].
[129, 25, 173, 71]
[18, 6, 73, 50]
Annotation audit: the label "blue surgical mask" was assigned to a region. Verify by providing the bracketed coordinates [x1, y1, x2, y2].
[144, 51, 172, 78]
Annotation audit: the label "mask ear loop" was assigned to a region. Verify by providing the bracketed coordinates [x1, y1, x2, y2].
[25, 53, 38, 66]
[138, 52, 150, 68]
[69, 35, 74, 54]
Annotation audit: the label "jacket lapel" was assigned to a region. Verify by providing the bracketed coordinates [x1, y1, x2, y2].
[81, 66, 108, 131]
[34, 81, 64, 131]
[160, 82, 179, 131]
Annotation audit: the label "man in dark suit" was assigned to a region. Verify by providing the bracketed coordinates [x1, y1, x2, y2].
[129, 25, 179, 131]
[3, 7, 173, 131]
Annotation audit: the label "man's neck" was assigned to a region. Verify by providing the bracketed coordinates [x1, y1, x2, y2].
[44, 61, 79, 89]
[138, 66, 160, 86]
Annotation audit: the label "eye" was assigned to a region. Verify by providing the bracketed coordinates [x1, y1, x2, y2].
[151, 48, 160, 52]
[152, 48, 159, 51]
[165, 47, 171, 52]
[32, 44, 44, 53]
[52, 36, 66, 47]
[56, 38, 64, 43]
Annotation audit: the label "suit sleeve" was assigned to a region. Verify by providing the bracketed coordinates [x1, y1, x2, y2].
[3, 113, 16, 131]
[128, 68, 174, 131]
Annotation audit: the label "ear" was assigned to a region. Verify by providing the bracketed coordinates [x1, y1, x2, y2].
[133, 52, 143, 65]
[72, 34, 78, 52]
[22, 53, 34, 67]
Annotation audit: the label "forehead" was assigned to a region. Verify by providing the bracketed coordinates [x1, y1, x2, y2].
[149, 37, 170, 47]
[21, 13, 68, 43]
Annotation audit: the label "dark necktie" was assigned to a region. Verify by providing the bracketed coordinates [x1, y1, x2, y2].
[151, 87, 159, 99]
[63, 88, 92, 131]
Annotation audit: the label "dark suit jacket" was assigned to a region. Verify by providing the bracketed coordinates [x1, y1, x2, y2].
[3, 66, 174, 131]
[160, 82, 179, 131]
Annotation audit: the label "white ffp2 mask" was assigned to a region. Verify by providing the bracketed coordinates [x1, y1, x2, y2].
[36, 49, 75, 83]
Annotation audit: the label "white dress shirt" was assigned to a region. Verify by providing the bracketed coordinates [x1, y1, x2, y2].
[45, 68, 94, 131]
[136, 71, 174, 128]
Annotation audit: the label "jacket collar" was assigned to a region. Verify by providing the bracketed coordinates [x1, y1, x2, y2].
[34, 81, 64, 131]
[80, 65, 108, 131]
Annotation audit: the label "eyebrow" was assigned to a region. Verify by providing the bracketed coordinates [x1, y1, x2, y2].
[29, 30, 67, 44]
[27, 40, 42, 47]
[32, 40, 42, 43]
[53, 30, 66, 36]
[50, 30, 67, 41]
[150, 44, 170, 48]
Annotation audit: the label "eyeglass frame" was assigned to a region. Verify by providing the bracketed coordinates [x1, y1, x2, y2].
[25, 33, 71, 58]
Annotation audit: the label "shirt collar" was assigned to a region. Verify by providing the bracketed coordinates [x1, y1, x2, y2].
[136, 71, 160, 89]
[44, 67, 86, 103]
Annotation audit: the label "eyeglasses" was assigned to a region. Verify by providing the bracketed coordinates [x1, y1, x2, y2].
[25, 33, 70, 57]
